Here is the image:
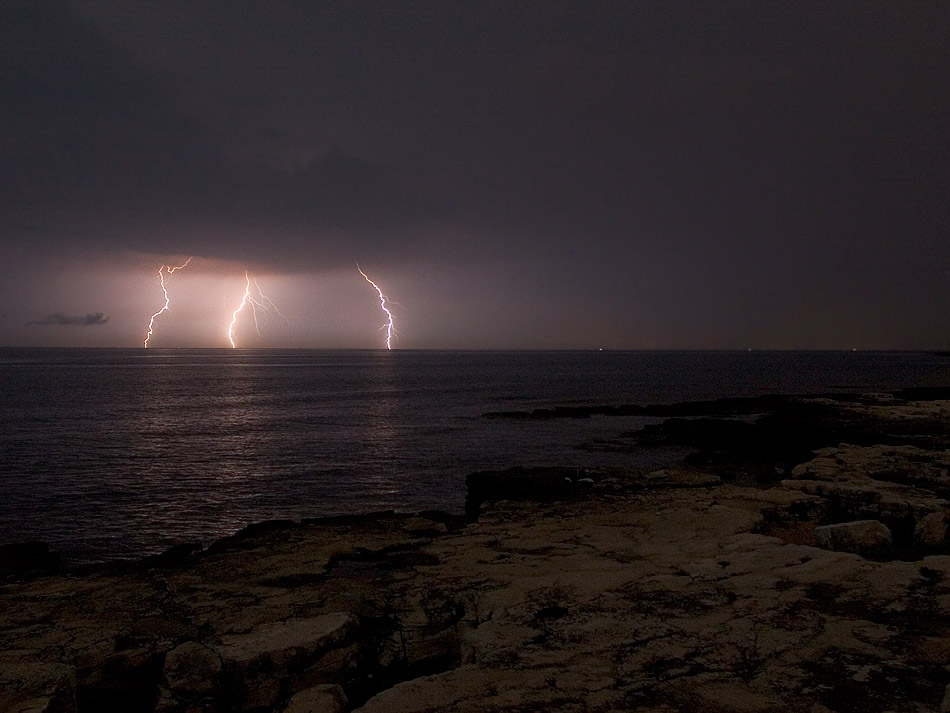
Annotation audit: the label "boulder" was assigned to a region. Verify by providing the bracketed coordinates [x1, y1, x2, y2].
[163, 641, 223, 699]
[283, 684, 347, 713]
[215, 614, 356, 712]
[914, 512, 949, 548]
[814, 520, 892, 556]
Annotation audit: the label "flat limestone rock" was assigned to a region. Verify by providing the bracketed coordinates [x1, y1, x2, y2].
[0, 661, 76, 713]
[3, 397, 950, 713]
[790, 443, 950, 491]
[814, 520, 893, 556]
[283, 684, 347, 713]
[672, 681, 790, 713]
[644, 468, 722, 488]
[216, 613, 356, 668]
[783, 443, 950, 550]
[214, 614, 357, 712]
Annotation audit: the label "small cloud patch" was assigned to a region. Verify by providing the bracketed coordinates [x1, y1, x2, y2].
[26, 312, 110, 327]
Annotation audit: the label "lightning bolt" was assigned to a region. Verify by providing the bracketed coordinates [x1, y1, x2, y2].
[227, 272, 288, 348]
[227, 273, 252, 348]
[357, 264, 396, 350]
[144, 257, 193, 348]
[253, 277, 289, 325]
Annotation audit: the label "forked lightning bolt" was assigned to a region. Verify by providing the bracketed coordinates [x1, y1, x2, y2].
[227, 272, 288, 348]
[357, 264, 396, 350]
[144, 257, 193, 348]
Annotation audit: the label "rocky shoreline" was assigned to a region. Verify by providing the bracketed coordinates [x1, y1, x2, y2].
[2, 390, 950, 712]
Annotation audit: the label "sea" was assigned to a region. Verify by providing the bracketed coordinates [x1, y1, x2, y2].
[1, 349, 948, 565]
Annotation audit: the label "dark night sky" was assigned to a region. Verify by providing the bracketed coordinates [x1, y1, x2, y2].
[2, 1, 948, 349]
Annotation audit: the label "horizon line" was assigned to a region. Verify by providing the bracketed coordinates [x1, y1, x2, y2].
[0, 346, 947, 354]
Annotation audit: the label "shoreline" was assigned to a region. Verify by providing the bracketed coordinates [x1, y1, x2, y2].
[2, 388, 949, 712]
[5, 349, 950, 569]
[7, 384, 950, 581]
[6, 386, 950, 574]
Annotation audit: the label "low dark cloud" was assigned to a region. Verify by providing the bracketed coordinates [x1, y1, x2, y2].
[26, 313, 110, 327]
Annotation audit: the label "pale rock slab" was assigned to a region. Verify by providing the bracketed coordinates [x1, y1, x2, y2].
[814, 520, 892, 556]
[283, 684, 347, 713]
[215, 614, 356, 712]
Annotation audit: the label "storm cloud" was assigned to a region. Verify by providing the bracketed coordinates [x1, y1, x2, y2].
[1, 1, 948, 348]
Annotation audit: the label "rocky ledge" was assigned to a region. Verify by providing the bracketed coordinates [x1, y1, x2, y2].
[2, 393, 950, 713]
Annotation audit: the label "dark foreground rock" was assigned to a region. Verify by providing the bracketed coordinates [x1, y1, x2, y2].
[2, 395, 949, 713]
[584, 392, 950, 486]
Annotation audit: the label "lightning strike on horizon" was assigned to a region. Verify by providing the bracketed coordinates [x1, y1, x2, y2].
[143, 257, 193, 348]
[357, 264, 396, 350]
[227, 272, 287, 348]
[228, 273, 252, 348]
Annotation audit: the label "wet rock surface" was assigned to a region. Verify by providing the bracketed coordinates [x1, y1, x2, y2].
[2, 392, 950, 712]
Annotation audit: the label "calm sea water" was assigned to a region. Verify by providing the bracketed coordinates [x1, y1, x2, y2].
[1, 349, 948, 564]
